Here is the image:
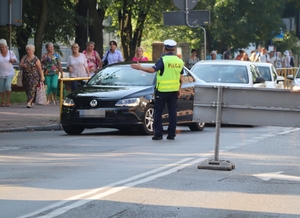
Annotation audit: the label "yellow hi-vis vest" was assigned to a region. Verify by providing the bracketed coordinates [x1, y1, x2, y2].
[156, 55, 183, 92]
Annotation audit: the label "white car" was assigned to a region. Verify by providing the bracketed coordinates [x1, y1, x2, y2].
[287, 67, 300, 91]
[253, 62, 285, 89]
[190, 60, 266, 88]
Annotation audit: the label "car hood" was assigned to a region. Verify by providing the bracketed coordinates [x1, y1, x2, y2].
[292, 78, 300, 86]
[202, 82, 266, 88]
[203, 82, 253, 87]
[68, 85, 154, 100]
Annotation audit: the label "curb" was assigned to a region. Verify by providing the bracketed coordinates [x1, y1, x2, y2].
[0, 124, 62, 133]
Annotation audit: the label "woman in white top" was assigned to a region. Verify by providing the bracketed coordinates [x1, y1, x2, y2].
[0, 39, 18, 107]
[67, 43, 89, 92]
[269, 51, 276, 66]
[283, 50, 291, 68]
[274, 52, 283, 68]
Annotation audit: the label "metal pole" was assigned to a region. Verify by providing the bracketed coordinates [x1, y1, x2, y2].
[87, 9, 89, 41]
[199, 26, 206, 60]
[214, 86, 223, 161]
[185, 0, 206, 60]
[9, 0, 12, 50]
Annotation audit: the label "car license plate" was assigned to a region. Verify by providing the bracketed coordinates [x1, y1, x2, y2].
[79, 109, 106, 118]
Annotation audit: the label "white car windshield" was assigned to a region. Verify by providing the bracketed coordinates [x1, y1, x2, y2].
[88, 66, 156, 86]
[192, 65, 249, 83]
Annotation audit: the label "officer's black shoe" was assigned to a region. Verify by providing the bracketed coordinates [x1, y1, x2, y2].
[167, 135, 175, 140]
[152, 135, 163, 140]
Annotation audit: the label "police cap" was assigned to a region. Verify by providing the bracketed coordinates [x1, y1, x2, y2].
[164, 39, 177, 49]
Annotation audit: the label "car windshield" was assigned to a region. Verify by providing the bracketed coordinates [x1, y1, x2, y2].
[88, 65, 156, 86]
[296, 69, 300, 78]
[192, 64, 249, 83]
[257, 66, 271, 81]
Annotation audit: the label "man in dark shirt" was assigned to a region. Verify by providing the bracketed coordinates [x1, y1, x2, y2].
[289, 50, 295, 67]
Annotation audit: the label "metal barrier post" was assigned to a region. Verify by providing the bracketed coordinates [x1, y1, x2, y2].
[197, 86, 235, 171]
[59, 77, 90, 121]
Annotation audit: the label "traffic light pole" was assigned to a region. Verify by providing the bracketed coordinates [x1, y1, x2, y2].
[185, 0, 206, 60]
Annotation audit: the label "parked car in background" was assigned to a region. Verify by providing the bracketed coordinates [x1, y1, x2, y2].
[190, 60, 266, 88]
[253, 62, 285, 89]
[287, 67, 300, 91]
[61, 62, 206, 135]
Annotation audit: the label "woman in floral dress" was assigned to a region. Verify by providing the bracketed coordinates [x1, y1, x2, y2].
[19, 44, 44, 108]
[41, 42, 63, 105]
[82, 41, 101, 77]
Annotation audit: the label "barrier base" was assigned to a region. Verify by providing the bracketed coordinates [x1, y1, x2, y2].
[197, 159, 235, 171]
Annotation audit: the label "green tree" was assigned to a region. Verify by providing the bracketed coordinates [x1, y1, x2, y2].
[106, 0, 175, 61]
[141, 0, 300, 56]
[12, 0, 77, 59]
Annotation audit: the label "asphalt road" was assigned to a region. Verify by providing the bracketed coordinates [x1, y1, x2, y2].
[1, 126, 300, 218]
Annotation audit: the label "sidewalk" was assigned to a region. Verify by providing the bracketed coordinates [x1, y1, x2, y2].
[0, 103, 61, 133]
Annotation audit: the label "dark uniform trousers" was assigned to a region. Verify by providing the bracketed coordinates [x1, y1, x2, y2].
[154, 90, 178, 137]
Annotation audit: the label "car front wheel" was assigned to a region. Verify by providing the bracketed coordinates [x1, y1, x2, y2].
[188, 122, 205, 131]
[62, 125, 85, 135]
[138, 104, 154, 135]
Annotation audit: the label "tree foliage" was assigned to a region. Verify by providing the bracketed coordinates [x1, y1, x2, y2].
[105, 0, 175, 61]
[141, 0, 300, 56]
[1, 0, 300, 61]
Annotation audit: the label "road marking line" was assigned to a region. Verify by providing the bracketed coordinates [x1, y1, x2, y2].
[36, 157, 207, 218]
[0, 147, 20, 151]
[254, 171, 300, 182]
[279, 128, 300, 135]
[17, 157, 203, 218]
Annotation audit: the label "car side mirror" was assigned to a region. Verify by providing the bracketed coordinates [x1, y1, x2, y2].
[287, 74, 294, 80]
[276, 76, 285, 84]
[254, 77, 265, 84]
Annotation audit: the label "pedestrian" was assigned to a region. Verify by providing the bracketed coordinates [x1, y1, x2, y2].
[0, 39, 18, 107]
[240, 52, 250, 61]
[222, 46, 231, 60]
[269, 51, 276, 66]
[41, 42, 63, 105]
[102, 40, 124, 67]
[254, 45, 262, 62]
[67, 43, 89, 92]
[235, 50, 245, 60]
[289, 50, 295, 67]
[249, 50, 256, 62]
[283, 50, 291, 68]
[19, 44, 44, 108]
[258, 47, 270, 63]
[273, 46, 277, 58]
[185, 49, 200, 69]
[132, 47, 149, 62]
[274, 52, 283, 68]
[82, 41, 102, 77]
[131, 39, 184, 140]
[210, 50, 217, 60]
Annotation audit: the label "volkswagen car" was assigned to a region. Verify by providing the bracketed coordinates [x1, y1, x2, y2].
[61, 62, 206, 135]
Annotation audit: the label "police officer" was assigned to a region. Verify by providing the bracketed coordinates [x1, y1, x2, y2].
[131, 39, 184, 140]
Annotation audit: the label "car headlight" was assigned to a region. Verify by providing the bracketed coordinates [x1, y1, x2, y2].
[291, 86, 300, 91]
[63, 97, 75, 106]
[115, 98, 140, 106]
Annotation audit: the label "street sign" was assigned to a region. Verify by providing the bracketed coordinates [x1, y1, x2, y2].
[173, 0, 198, 11]
[273, 30, 284, 42]
[282, 17, 295, 31]
[163, 10, 210, 26]
[0, 0, 23, 26]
